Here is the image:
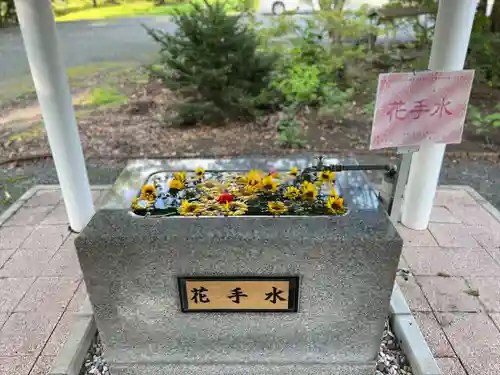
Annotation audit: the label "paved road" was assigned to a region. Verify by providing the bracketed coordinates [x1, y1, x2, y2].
[0, 2, 421, 83]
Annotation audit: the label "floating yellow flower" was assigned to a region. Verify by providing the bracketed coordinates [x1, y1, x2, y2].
[267, 201, 288, 215]
[132, 197, 151, 210]
[198, 180, 224, 193]
[261, 175, 279, 193]
[245, 170, 263, 191]
[195, 168, 205, 179]
[330, 186, 339, 197]
[289, 167, 299, 177]
[173, 171, 187, 183]
[284, 186, 300, 200]
[169, 178, 184, 191]
[301, 181, 318, 201]
[223, 201, 249, 216]
[140, 184, 157, 201]
[319, 170, 336, 184]
[200, 204, 223, 216]
[326, 195, 345, 214]
[178, 200, 202, 216]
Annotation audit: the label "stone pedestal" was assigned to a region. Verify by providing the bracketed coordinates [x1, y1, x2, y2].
[75, 157, 403, 375]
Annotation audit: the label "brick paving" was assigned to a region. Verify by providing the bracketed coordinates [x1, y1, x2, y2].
[0, 187, 107, 375]
[0, 185, 499, 374]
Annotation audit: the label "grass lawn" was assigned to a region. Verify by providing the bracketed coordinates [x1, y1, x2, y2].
[52, 0, 248, 22]
[54, 1, 190, 22]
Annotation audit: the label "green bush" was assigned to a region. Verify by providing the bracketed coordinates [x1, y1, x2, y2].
[0, 0, 17, 27]
[466, 32, 500, 88]
[145, 0, 276, 126]
[467, 104, 500, 134]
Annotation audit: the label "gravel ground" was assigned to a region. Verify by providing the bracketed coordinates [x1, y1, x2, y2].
[80, 319, 412, 375]
[1, 156, 500, 215]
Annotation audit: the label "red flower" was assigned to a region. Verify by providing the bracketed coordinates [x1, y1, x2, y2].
[217, 193, 233, 204]
[269, 169, 279, 177]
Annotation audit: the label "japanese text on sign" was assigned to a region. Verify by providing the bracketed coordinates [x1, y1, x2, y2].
[369, 70, 474, 150]
[178, 277, 299, 312]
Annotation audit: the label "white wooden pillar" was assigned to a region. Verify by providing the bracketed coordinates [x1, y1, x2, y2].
[13, 0, 95, 232]
[401, 0, 476, 230]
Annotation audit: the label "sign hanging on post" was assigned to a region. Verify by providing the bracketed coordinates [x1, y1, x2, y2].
[369, 70, 474, 150]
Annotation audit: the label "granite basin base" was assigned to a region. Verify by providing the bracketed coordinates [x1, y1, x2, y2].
[110, 363, 375, 375]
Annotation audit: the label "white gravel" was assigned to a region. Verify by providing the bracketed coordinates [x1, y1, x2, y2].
[80, 319, 412, 375]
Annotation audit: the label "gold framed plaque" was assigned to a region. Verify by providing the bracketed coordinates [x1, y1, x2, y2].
[178, 276, 299, 313]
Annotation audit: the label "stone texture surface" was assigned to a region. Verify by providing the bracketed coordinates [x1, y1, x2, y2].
[417, 277, 482, 312]
[413, 312, 455, 357]
[465, 277, 500, 312]
[76, 159, 403, 371]
[111, 363, 376, 375]
[436, 358, 467, 375]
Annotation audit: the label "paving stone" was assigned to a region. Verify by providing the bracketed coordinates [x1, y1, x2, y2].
[437, 312, 500, 358]
[396, 275, 431, 311]
[0, 249, 16, 268]
[16, 277, 81, 313]
[3, 206, 54, 227]
[466, 278, 500, 312]
[434, 190, 477, 207]
[43, 311, 76, 356]
[0, 249, 58, 277]
[24, 190, 62, 207]
[473, 232, 500, 249]
[414, 312, 455, 357]
[21, 225, 69, 251]
[398, 254, 409, 270]
[30, 355, 56, 375]
[0, 356, 37, 375]
[490, 313, 500, 331]
[0, 278, 35, 313]
[402, 246, 500, 277]
[430, 206, 461, 224]
[436, 358, 467, 375]
[0, 226, 34, 250]
[42, 246, 82, 277]
[394, 224, 439, 246]
[417, 276, 482, 312]
[447, 205, 500, 231]
[0, 312, 60, 356]
[40, 205, 69, 225]
[67, 280, 88, 313]
[0, 313, 9, 329]
[462, 355, 500, 375]
[428, 223, 481, 248]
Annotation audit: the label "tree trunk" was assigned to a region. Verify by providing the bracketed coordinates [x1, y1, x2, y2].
[92, 0, 98, 7]
[491, 0, 500, 32]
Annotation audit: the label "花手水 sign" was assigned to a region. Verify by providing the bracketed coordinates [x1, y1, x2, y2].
[178, 276, 299, 312]
[369, 70, 475, 150]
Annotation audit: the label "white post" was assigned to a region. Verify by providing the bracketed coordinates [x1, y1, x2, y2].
[13, 0, 95, 232]
[401, 0, 476, 230]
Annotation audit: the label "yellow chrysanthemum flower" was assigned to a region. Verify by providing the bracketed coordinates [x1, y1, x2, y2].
[140, 184, 157, 201]
[173, 171, 187, 183]
[195, 168, 205, 179]
[131, 197, 151, 210]
[169, 179, 184, 191]
[261, 175, 279, 193]
[178, 200, 202, 216]
[222, 201, 249, 216]
[326, 196, 345, 214]
[245, 170, 263, 191]
[318, 170, 336, 184]
[267, 201, 288, 215]
[289, 167, 299, 177]
[284, 186, 300, 200]
[301, 181, 318, 201]
[330, 187, 339, 197]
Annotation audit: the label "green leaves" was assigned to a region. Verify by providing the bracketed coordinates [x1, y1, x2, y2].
[467, 104, 500, 133]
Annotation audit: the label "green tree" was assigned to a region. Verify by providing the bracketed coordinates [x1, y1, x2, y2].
[0, 0, 17, 27]
[145, 0, 276, 125]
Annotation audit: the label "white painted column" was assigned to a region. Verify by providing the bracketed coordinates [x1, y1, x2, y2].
[13, 0, 95, 232]
[401, 0, 477, 230]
